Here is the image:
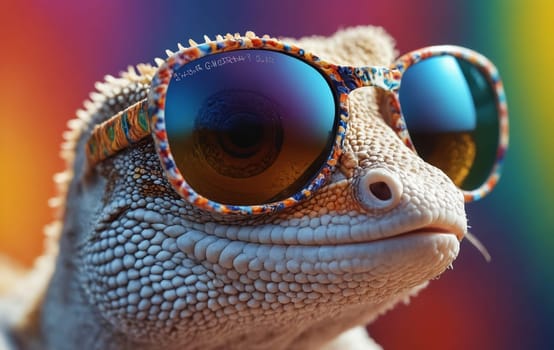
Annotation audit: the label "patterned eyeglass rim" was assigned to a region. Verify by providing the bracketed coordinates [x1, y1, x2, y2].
[86, 32, 508, 215]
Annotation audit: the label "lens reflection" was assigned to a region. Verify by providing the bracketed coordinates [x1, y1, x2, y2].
[399, 56, 499, 191]
[193, 89, 283, 179]
[165, 50, 337, 205]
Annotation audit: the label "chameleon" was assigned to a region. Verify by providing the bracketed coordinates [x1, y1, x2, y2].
[0, 26, 469, 349]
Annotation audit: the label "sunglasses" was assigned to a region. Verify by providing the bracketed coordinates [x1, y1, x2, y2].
[86, 32, 508, 215]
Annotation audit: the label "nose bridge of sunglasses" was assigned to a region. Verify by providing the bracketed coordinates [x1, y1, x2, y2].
[339, 66, 402, 92]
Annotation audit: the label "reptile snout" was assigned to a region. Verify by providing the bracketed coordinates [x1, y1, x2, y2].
[355, 167, 403, 211]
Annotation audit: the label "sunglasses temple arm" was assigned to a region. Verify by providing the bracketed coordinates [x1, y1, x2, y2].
[86, 98, 151, 167]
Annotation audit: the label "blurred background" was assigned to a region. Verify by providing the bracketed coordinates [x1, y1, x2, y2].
[0, 0, 552, 349]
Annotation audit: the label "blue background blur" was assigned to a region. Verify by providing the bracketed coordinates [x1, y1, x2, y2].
[0, 1, 552, 349]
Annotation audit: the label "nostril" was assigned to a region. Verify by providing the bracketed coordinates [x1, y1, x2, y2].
[356, 168, 403, 211]
[369, 181, 392, 201]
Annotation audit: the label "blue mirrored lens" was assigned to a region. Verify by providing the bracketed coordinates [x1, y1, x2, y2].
[165, 50, 337, 205]
[399, 56, 499, 191]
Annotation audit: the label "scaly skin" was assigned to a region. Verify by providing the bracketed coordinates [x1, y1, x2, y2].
[1, 26, 466, 349]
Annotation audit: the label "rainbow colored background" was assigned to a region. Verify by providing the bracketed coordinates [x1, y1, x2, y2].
[1, 1, 552, 348]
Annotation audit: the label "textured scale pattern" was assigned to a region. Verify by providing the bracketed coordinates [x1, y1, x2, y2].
[80, 146, 459, 349]
[1, 27, 471, 350]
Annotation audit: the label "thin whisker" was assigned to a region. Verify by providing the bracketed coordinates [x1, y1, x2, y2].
[465, 231, 491, 262]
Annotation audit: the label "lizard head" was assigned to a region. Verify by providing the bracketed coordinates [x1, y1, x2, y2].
[42, 26, 466, 349]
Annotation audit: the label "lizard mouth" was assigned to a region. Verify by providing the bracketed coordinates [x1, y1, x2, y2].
[105, 207, 465, 276]
[386, 225, 465, 242]
[270, 220, 466, 247]
[169, 220, 464, 277]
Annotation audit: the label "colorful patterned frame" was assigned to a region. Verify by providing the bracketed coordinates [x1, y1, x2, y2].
[86, 32, 508, 214]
